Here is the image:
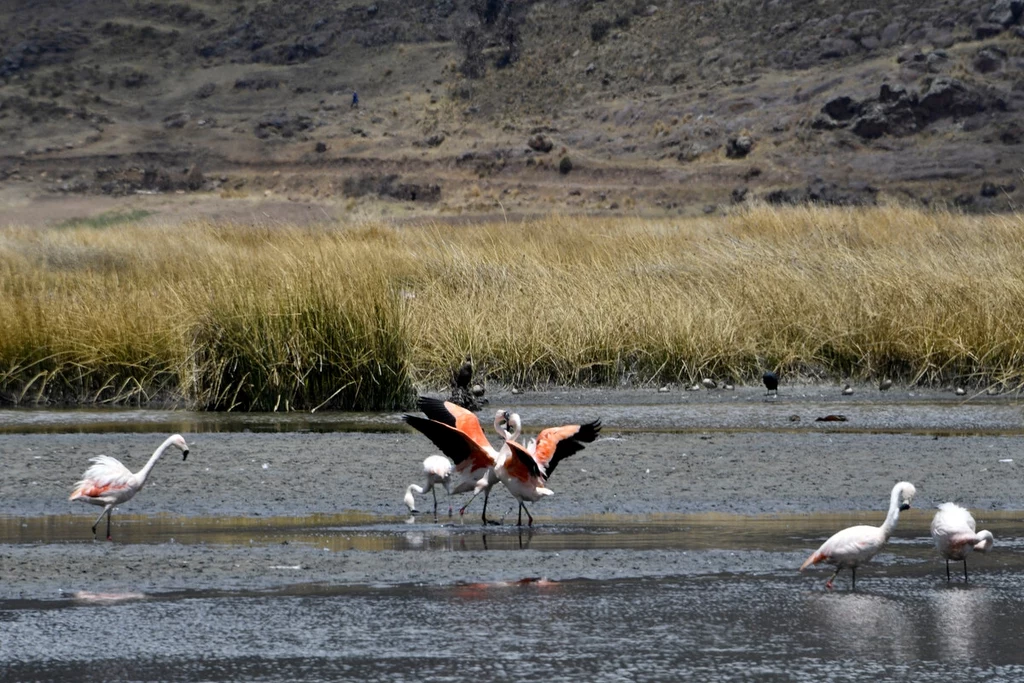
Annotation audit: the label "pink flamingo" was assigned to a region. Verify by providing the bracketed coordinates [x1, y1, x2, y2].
[499, 412, 601, 526]
[69, 434, 189, 540]
[799, 481, 916, 589]
[931, 502, 994, 583]
[403, 397, 507, 525]
[404, 454, 454, 517]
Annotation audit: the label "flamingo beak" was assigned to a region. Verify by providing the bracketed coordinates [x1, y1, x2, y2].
[182, 449, 190, 461]
[899, 502, 910, 511]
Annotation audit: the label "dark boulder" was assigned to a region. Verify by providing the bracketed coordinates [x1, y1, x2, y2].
[852, 109, 889, 139]
[822, 95, 862, 121]
[725, 135, 754, 159]
[974, 46, 1006, 73]
[975, 23, 1006, 39]
[918, 78, 985, 121]
[987, 0, 1023, 28]
[527, 134, 554, 153]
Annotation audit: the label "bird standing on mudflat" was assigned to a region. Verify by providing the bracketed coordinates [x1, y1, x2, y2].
[403, 397, 507, 525]
[405, 454, 454, 518]
[762, 371, 779, 397]
[799, 481, 916, 590]
[931, 502, 994, 583]
[69, 434, 189, 540]
[499, 412, 601, 527]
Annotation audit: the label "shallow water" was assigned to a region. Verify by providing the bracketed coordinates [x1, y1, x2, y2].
[2, 390, 1024, 681]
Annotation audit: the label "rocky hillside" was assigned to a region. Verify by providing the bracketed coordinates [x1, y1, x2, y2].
[1, 0, 1022, 220]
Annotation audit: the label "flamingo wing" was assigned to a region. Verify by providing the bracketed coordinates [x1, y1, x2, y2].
[403, 415, 496, 471]
[532, 419, 601, 478]
[506, 441, 543, 483]
[69, 455, 134, 499]
[416, 396, 490, 450]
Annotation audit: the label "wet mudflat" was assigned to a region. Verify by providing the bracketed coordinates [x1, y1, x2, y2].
[2, 387, 1024, 681]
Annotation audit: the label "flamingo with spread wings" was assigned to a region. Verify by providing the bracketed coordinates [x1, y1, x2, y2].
[69, 434, 189, 540]
[500, 413, 601, 526]
[403, 397, 507, 525]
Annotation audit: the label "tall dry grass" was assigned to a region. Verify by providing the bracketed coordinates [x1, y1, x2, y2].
[1, 205, 1023, 409]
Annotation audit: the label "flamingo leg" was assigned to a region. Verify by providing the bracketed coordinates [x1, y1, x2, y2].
[481, 487, 500, 526]
[825, 566, 841, 590]
[851, 566, 856, 591]
[105, 507, 113, 541]
[964, 558, 969, 583]
[431, 487, 438, 516]
[517, 502, 533, 527]
[91, 505, 111, 539]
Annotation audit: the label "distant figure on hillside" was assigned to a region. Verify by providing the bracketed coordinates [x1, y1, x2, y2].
[351, 91, 359, 108]
[763, 370, 779, 397]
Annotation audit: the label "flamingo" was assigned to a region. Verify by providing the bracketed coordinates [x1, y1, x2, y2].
[69, 434, 189, 540]
[930, 502, 994, 583]
[799, 481, 916, 590]
[404, 454, 454, 517]
[403, 396, 508, 525]
[499, 412, 601, 526]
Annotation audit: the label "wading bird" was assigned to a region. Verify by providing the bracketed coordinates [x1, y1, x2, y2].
[763, 371, 779, 397]
[879, 378, 893, 391]
[930, 502, 994, 583]
[403, 397, 507, 525]
[499, 412, 601, 527]
[404, 454, 454, 518]
[799, 481, 916, 590]
[69, 434, 189, 540]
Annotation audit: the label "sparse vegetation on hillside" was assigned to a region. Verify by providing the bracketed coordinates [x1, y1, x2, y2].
[2, 207, 1024, 409]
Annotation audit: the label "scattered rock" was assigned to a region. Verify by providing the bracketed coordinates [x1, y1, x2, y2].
[731, 187, 748, 203]
[815, 414, 849, 422]
[822, 95, 862, 122]
[527, 134, 553, 153]
[559, 155, 573, 174]
[975, 23, 1005, 39]
[725, 135, 753, 159]
[425, 133, 446, 147]
[315, 141, 327, 153]
[974, 47, 1006, 74]
[987, 0, 1023, 28]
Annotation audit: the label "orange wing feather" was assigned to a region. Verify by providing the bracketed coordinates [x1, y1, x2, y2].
[532, 425, 583, 468]
[443, 401, 489, 450]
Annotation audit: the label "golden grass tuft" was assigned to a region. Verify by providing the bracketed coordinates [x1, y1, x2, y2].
[1, 205, 1024, 409]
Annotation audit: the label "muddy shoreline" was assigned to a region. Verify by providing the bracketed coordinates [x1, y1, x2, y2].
[2, 388, 1023, 601]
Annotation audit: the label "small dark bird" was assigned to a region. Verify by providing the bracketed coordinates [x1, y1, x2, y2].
[762, 371, 779, 397]
[455, 354, 473, 389]
[879, 378, 893, 391]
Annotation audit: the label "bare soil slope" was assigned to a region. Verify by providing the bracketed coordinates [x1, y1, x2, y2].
[1, 0, 1023, 223]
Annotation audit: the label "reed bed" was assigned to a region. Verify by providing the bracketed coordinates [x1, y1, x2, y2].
[1, 205, 1023, 409]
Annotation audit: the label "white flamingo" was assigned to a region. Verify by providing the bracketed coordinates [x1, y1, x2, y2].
[404, 454, 454, 517]
[69, 434, 189, 540]
[931, 502, 994, 583]
[800, 481, 916, 590]
[403, 397, 507, 525]
[498, 412, 601, 526]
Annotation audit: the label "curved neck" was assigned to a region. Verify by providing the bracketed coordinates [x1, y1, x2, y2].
[136, 436, 178, 486]
[506, 414, 522, 443]
[879, 488, 903, 539]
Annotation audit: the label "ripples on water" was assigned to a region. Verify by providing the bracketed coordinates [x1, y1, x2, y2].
[5, 575, 1024, 682]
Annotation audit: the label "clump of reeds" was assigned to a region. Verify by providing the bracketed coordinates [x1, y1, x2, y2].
[1, 204, 1024, 410]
